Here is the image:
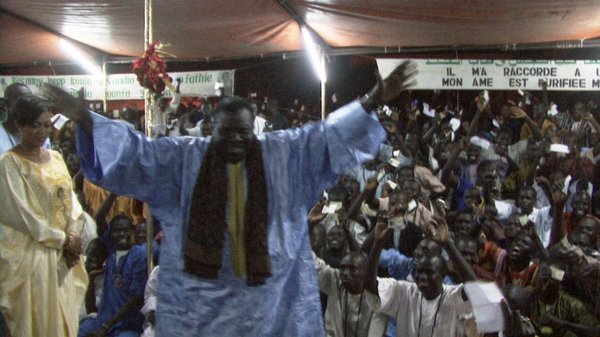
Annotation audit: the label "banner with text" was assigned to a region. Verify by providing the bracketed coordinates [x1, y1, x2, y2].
[377, 59, 600, 91]
[0, 69, 234, 100]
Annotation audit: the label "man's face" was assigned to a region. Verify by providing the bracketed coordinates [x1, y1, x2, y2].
[340, 254, 366, 294]
[463, 188, 482, 210]
[466, 145, 481, 164]
[504, 215, 522, 239]
[400, 181, 420, 201]
[66, 153, 80, 176]
[413, 240, 440, 266]
[454, 213, 475, 235]
[573, 102, 586, 120]
[110, 218, 133, 250]
[572, 193, 591, 219]
[413, 256, 445, 299]
[578, 217, 599, 242]
[517, 189, 536, 214]
[405, 134, 419, 148]
[343, 178, 360, 198]
[213, 108, 254, 163]
[569, 232, 594, 250]
[456, 238, 479, 266]
[479, 165, 497, 186]
[497, 132, 512, 147]
[388, 192, 409, 217]
[538, 263, 561, 295]
[396, 167, 414, 184]
[85, 241, 107, 272]
[6, 84, 32, 111]
[509, 234, 534, 263]
[135, 224, 147, 244]
[326, 226, 345, 250]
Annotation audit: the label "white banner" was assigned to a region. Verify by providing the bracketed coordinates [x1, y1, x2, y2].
[377, 59, 600, 91]
[0, 69, 234, 100]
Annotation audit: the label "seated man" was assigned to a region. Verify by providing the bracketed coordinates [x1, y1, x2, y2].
[82, 238, 108, 319]
[314, 250, 388, 337]
[78, 215, 148, 337]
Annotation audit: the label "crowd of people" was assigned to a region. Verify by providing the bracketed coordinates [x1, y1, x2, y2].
[0, 60, 599, 337]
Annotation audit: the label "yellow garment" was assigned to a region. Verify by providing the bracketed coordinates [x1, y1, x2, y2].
[228, 162, 246, 277]
[0, 150, 88, 337]
[83, 179, 145, 225]
[520, 118, 556, 139]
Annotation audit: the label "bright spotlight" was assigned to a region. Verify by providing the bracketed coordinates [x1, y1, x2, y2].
[301, 26, 326, 82]
[59, 39, 103, 77]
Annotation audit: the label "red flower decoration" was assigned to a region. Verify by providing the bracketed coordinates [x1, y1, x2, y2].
[132, 41, 174, 96]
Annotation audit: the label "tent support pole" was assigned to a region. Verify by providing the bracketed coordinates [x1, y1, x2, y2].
[144, 0, 154, 276]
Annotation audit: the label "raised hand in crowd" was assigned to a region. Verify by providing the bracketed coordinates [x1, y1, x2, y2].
[360, 60, 417, 111]
[43, 85, 92, 133]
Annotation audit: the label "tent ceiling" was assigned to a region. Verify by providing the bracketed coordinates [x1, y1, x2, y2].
[2, 1, 600, 66]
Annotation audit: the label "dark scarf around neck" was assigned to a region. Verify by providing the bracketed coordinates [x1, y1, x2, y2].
[184, 137, 271, 286]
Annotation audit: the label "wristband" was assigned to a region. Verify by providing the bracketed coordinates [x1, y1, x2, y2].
[360, 93, 378, 113]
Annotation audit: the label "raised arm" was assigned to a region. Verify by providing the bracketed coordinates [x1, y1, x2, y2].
[359, 61, 417, 113]
[427, 217, 478, 282]
[44, 85, 93, 135]
[365, 215, 393, 294]
[546, 180, 568, 247]
[44, 85, 202, 207]
[93, 192, 117, 237]
[512, 107, 543, 140]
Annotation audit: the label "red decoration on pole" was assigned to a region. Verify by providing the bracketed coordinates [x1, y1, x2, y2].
[132, 41, 176, 96]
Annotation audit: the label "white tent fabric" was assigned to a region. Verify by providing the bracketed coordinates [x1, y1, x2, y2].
[2, 1, 600, 65]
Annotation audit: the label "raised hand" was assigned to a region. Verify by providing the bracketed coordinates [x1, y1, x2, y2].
[374, 214, 392, 243]
[43, 84, 86, 121]
[43, 84, 93, 134]
[381, 61, 418, 103]
[425, 216, 450, 244]
[363, 61, 418, 109]
[510, 106, 528, 119]
[550, 186, 568, 207]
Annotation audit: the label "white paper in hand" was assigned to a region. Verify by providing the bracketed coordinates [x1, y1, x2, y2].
[449, 118, 461, 131]
[469, 136, 491, 150]
[463, 281, 505, 333]
[322, 202, 342, 214]
[549, 144, 569, 154]
[548, 103, 559, 116]
[51, 113, 70, 130]
[423, 102, 436, 118]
